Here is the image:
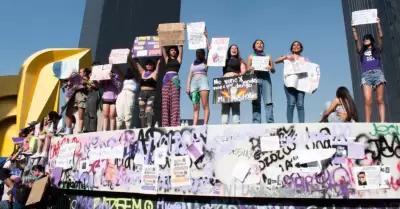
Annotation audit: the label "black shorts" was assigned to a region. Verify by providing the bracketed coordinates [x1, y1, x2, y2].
[102, 100, 116, 105]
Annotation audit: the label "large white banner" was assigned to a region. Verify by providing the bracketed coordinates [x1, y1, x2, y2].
[284, 60, 320, 93]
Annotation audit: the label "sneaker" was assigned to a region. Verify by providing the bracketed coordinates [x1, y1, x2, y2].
[22, 150, 32, 155]
[16, 155, 25, 161]
[39, 152, 48, 158]
[31, 153, 41, 158]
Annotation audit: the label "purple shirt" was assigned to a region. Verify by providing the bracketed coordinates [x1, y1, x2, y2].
[359, 48, 381, 73]
[101, 73, 122, 102]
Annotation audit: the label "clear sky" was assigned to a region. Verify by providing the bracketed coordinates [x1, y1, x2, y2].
[0, 0, 353, 124]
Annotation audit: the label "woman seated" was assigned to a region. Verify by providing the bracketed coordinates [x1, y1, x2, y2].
[319, 86, 359, 123]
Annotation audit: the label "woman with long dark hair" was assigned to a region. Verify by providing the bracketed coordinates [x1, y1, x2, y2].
[84, 62, 101, 133]
[133, 58, 161, 128]
[186, 31, 210, 125]
[275, 41, 309, 123]
[247, 39, 275, 123]
[221, 45, 247, 124]
[319, 86, 359, 122]
[160, 44, 184, 127]
[352, 18, 385, 122]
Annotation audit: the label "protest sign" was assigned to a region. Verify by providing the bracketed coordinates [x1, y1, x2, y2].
[352, 9, 378, 26]
[90, 64, 112, 81]
[207, 38, 230, 67]
[157, 23, 185, 46]
[53, 60, 79, 79]
[252, 56, 270, 71]
[171, 156, 191, 187]
[132, 36, 162, 57]
[284, 61, 320, 94]
[56, 143, 77, 169]
[187, 21, 206, 50]
[109, 49, 130, 64]
[213, 74, 258, 104]
[353, 165, 391, 190]
[140, 165, 159, 194]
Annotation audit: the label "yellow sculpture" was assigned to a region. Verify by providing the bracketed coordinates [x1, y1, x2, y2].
[0, 48, 92, 156]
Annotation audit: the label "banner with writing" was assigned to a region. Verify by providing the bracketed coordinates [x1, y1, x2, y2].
[352, 9, 378, 26]
[252, 56, 270, 71]
[187, 22, 206, 50]
[213, 74, 258, 104]
[90, 64, 112, 81]
[109, 49, 130, 64]
[157, 23, 185, 46]
[284, 61, 320, 94]
[132, 36, 162, 57]
[207, 38, 230, 67]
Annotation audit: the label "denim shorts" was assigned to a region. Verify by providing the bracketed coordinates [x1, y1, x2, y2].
[361, 70, 386, 89]
[190, 75, 209, 92]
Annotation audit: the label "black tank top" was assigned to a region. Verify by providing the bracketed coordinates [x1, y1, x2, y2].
[166, 59, 181, 73]
[140, 77, 157, 88]
[223, 58, 241, 75]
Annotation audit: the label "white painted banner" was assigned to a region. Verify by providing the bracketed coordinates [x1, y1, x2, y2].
[284, 61, 320, 94]
[207, 38, 230, 67]
[352, 9, 378, 26]
[187, 22, 206, 50]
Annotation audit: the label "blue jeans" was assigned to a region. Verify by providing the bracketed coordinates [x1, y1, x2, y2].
[221, 102, 240, 124]
[284, 86, 305, 123]
[252, 72, 274, 123]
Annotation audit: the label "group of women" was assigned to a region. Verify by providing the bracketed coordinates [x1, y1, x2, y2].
[60, 18, 386, 133]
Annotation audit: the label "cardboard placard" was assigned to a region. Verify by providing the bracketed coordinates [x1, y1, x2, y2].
[157, 23, 185, 46]
[25, 176, 49, 206]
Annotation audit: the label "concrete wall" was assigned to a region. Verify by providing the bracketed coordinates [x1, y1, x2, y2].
[47, 123, 400, 199]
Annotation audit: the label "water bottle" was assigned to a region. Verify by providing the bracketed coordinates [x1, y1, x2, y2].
[181, 121, 185, 127]
[185, 120, 189, 126]
[154, 122, 159, 128]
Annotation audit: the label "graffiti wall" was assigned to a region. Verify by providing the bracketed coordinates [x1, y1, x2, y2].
[47, 123, 400, 199]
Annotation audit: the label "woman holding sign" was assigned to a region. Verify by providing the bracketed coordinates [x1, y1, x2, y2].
[221, 45, 247, 124]
[275, 41, 309, 123]
[133, 58, 161, 128]
[161, 45, 183, 127]
[352, 18, 385, 122]
[247, 39, 275, 123]
[186, 31, 210, 125]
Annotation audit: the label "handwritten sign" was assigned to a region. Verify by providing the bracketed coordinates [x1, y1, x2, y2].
[187, 22, 206, 50]
[252, 56, 270, 71]
[132, 36, 162, 57]
[157, 23, 185, 46]
[109, 49, 130, 64]
[213, 75, 258, 104]
[207, 38, 230, 67]
[90, 64, 112, 81]
[352, 9, 378, 26]
[56, 143, 77, 169]
[284, 61, 320, 94]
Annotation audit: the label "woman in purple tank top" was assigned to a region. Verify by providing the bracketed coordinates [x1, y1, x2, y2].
[185, 31, 210, 125]
[352, 17, 385, 122]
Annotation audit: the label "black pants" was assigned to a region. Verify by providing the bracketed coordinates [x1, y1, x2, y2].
[84, 90, 99, 132]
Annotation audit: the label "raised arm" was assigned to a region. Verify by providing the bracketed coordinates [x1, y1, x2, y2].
[319, 98, 339, 122]
[275, 55, 287, 64]
[177, 45, 184, 64]
[205, 30, 211, 54]
[352, 26, 362, 53]
[161, 46, 168, 63]
[377, 18, 383, 50]
[113, 65, 125, 81]
[154, 58, 161, 75]
[132, 58, 145, 76]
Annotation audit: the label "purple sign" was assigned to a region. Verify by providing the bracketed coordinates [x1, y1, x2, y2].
[131, 36, 162, 58]
[12, 137, 24, 144]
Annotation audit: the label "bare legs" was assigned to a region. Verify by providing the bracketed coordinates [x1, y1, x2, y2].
[363, 84, 385, 122]
[192, 90, 210, 125]
[78, 107, 85, 132]
[103, 103, 117, 131]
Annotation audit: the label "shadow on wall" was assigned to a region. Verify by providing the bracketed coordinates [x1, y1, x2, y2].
[0, 48, 93, 157]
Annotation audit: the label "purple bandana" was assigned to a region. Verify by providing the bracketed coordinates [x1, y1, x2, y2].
[162, 72, 178, 87]
[254, 51, 265, 56]
[193, 59, 203, 65]
[143, 71, 152, 78]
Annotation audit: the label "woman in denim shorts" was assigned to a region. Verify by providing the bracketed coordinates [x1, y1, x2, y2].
[186, 31, 210, 125]
[352, 17, 385, 122]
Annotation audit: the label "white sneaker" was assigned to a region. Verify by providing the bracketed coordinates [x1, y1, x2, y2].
[31, 153, 41, 158]
[22, 150, 32, 155]
[39, 152, 48, 158]
[16, 155, 26, 161]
